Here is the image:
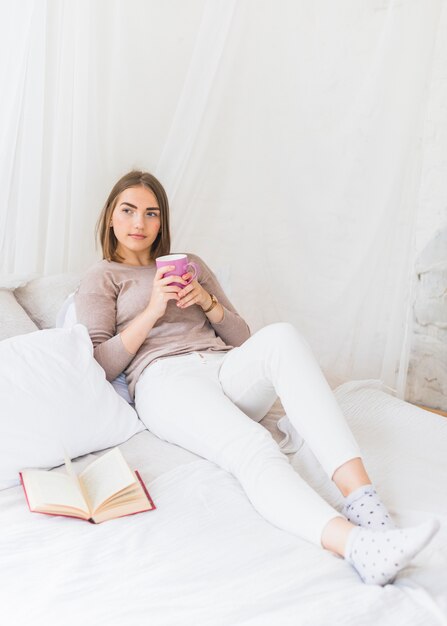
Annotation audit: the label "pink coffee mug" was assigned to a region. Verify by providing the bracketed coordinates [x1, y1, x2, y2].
[155, 254, 199, 289]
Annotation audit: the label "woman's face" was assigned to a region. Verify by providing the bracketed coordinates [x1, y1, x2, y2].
[111, 185, 161, 265]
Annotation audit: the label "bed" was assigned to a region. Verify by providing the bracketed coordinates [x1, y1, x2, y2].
[0, 274, 446, 626]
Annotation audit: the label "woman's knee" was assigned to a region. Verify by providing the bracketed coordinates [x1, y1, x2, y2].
[257, 322, 309, 350]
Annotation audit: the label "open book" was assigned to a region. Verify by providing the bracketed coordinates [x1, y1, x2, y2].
[19, 447, 156, 523]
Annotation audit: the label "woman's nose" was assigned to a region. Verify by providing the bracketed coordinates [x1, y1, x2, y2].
[134, 214, 144, 229]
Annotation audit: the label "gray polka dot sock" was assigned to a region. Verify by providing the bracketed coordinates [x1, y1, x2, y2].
[345, 519, 440, 585]
[342, 484, 395, 530]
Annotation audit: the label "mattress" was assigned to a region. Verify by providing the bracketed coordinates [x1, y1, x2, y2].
[1, 380, 446, 626]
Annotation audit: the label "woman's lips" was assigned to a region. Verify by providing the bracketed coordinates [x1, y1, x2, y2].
[129, 234, 146, 240]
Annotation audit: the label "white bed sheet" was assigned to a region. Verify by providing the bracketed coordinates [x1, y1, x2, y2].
[1, 381, 446, 626]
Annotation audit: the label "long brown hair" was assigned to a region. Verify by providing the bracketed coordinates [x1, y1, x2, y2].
[96, 170, 171, 262]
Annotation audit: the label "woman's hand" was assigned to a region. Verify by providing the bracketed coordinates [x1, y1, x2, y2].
[176, 274, 211, 311]
[146, 266, 187, 321]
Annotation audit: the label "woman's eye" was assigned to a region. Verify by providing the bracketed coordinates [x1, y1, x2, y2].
[120, 208, 158, 217]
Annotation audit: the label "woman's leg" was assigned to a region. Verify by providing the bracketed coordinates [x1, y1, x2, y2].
[218, 323, 365, 485]
[218, 322, 395, 530]
[332, 459, 371, 497]
[135, 352, 343, 547]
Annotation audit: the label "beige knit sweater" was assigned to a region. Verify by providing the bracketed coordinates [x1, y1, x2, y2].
[75, 253, 251, 400]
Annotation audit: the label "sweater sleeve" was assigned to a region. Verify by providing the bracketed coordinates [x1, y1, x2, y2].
[74, 265, 135, 381]
[191, 254, 251, 347]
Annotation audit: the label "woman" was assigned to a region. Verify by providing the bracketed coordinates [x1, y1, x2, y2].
[75, 170, 438, 586]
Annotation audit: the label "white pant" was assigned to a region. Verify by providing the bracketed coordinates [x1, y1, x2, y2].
[135, 323, 361, 546]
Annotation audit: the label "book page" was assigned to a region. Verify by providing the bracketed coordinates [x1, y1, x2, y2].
[64, 452, 94, 513]
[92, 472, 155, 523]
[22, 470, 88, 513]
[79, 448, 137, 513]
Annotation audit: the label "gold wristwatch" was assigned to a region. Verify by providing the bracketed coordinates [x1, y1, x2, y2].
[203, 293, 218, 313]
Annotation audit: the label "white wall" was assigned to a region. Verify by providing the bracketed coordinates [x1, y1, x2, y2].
[406, 1, 447, 411]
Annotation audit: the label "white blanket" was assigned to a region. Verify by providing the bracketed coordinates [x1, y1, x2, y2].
[1, 381, 446, 626]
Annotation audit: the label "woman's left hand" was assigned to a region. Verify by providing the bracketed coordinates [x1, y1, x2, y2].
[176, 273, 210, 311]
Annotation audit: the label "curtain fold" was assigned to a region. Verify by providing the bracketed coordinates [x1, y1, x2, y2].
[0, 0, 45, 274]
[0, 0, 443, 395]
[155, 0, 237, 200]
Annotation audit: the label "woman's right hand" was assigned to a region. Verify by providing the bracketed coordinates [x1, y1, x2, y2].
[146, 266, 187, 321]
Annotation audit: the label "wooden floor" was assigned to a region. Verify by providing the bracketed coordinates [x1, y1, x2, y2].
[417, 404, 447, 418]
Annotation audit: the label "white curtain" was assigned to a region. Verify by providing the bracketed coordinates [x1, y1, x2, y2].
[0, 0, 443, 395]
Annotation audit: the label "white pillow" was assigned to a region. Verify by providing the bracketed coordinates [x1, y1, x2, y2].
[0, 324, 145, 490]
[56, 293, 133, 405]
[0, 289, 39, 340]
[14, 273, 81, 329]
[55, 292, 78, 329]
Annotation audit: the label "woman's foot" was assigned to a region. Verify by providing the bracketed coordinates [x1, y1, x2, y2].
[345, 519, 440, 585]
[342, 485, 395, 530]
